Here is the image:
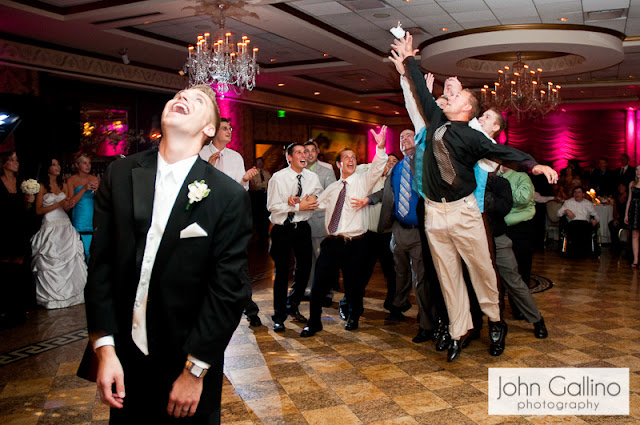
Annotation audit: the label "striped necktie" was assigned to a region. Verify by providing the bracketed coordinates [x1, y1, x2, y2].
[398, 158, 412, 218]
[328, 181, 347, 234]
[433, 122, 456, 185]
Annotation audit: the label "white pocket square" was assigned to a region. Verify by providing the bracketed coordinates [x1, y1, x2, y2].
[180, 222, 208, 239]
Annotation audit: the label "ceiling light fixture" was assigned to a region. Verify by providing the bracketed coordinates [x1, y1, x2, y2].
[314, 91, 320, 95]
[481, 52, 561, 120]
[182, 4, 259, 93]
[558, 17, 568, 21]
[441, 27, 448, 31]
[278, 83, 285, 86]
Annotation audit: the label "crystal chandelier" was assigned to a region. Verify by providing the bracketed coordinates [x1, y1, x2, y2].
[182, 4, 259, 93]
[480, 53, 561, 119]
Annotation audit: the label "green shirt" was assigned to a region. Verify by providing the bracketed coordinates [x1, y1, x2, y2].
[498, 169, 535, 226]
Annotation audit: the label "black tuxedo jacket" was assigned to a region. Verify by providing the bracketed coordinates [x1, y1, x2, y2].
[83, 148, 251, 409]
[617, 166, 635, 187]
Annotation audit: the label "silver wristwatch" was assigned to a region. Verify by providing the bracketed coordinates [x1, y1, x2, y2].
[184, 360, 208, 378]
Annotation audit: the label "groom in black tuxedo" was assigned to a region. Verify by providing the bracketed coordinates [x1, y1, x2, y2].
[83, 84, 251, 424]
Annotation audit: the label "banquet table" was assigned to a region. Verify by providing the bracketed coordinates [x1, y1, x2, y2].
[594, 204, 614, 243]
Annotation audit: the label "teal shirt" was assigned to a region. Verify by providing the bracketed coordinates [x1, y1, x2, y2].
[498, 169, 535, 226]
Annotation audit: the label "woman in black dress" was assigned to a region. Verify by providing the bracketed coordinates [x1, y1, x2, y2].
[0, 151, 37, 328]
[625, 165, 640, 268]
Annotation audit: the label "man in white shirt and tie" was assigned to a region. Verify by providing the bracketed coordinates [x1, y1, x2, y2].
[300, 126, 388, 337]
[267, 143, 323, 332]
[83, 84, 252, 424]
[199, 117, 262, 327]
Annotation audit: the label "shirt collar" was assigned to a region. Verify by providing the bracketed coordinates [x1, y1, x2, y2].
[286, 167, 304, 180]
[157, 152, 198, 185]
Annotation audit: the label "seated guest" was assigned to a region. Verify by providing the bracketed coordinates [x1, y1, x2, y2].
[558, 160, 583, 200]
[589, 157, 615, 197]
[609, 182, 629, 253]
[557, 186, 599, 257]
[616, 153, 635, 188]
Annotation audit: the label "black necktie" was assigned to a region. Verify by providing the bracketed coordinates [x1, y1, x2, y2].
[287, 174, 302, 223]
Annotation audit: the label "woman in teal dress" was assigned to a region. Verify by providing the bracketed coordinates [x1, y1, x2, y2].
[66, 153, 99, 262]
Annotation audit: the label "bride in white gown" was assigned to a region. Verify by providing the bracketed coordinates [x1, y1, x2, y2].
[31, 158, 87, 309]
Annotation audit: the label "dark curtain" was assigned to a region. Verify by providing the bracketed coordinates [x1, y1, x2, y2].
[502, 110, 627, 170]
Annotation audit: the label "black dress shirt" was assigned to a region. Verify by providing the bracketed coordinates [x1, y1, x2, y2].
[404, 56, 538, 202]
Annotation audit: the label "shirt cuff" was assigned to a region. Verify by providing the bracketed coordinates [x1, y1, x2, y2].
[94, 335, 115, 351]
[187, 354, 211, 370]
[294, 203, 300, 211]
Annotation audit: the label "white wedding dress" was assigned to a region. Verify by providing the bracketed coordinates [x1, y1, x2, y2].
[31, 192, 87, 309]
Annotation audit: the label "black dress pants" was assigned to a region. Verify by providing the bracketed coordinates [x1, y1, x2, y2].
[505, 219, 534, 286]
[363, 231, 396, 309]
[109, 341, 221, 425]
[269, 221, 312, 321]
[308, 236, 369, 327]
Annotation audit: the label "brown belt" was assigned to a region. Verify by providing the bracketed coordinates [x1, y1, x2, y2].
[325, 233, 366, 242]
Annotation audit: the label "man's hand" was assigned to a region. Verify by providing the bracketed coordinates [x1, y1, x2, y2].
[370, 125, 388, 150]
[531, 165, 558, 184]
[389, 34, 418, 75]
[288, 195, 299, 207]
[299, 194, 318, 211]
[207, 152, 221, 167]
[565, 209, 576, 220]
[167, 369, 203, 418]
[425, 73, 435, 93]
[444, 77, 462, 98]
[95, 346, 125, 409]
[350, 197, 370, 211]
[243, 167, 259, 182]
[590, 218, 598, 227]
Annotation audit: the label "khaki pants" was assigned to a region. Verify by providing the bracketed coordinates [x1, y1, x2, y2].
[424, 194, 500, 339]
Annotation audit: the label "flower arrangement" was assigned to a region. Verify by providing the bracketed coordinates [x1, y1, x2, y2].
[20, 179, 40, 195]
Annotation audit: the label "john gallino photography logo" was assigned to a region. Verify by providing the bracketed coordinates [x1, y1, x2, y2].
[489, 368, 629, 415]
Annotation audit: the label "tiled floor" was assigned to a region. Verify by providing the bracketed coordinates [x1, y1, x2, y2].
[2, 241, 640, 424]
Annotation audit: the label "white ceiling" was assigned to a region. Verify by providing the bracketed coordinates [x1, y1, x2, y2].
[1, 0, 639, 116]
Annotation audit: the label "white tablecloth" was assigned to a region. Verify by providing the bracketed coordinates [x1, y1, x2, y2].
[594, 204, 613, 243]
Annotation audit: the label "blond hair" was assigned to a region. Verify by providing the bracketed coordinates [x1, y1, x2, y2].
[190, 84, 221, 144]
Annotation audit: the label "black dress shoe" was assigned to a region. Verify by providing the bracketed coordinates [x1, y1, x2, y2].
[412, 328, 435, 343]
[338, 304, 348, 321]
[289, 310, 308, 323]
[488, 320, 508, 356]
[345, 316, 359, 331]
[273, 321, 285, 332]
[447, 331, 472, 362]
[435, 326, 451, 352]
[300, 325, 322, 337]
[248, 315, 262, 327]
[533, 317, 548, 339]
[433, 319, 445, 341]
[386, 311, 406, 321]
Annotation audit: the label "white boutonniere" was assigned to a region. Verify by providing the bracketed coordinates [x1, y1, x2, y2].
[186, 180, 210, 210]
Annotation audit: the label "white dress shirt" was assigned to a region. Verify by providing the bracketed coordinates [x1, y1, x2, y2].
[355, 163, 386, 232]
[318, 147, 388, 238]
[95, 153, 210, 369]
[267, 167, 322, 225]
[557, 198, 599, 223]
[199, 143, 249, 191]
